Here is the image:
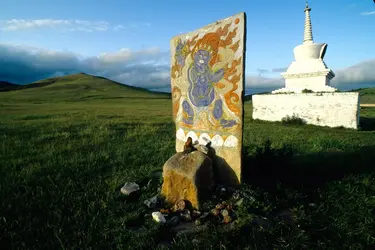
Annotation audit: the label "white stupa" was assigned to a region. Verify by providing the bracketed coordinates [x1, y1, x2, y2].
[273, 1, 336, 94]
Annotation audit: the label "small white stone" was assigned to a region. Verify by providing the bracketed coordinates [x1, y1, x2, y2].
[152, 212, 166, 224]
[221, 209, 229, 217]
[309, 203, 317, 208]
[144, 195, 158, 208]
[120, 182, 140, 195]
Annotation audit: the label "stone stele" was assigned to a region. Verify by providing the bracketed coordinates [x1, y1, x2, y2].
[170, 12, 246, 186]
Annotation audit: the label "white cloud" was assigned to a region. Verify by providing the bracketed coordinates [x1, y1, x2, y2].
[360, 11, 375, 16]
[245, 76, 283, 89]
[332, 59, 375, 84]
[97, 47, 164, 65]
[247, 59, 375, 89]
[272, 67, 287, 73]
[256, 68, 269, 75]
[0, 19, 125, 32]
[0, 43, 374, 91]
[0, 43, 170, 88]
[128, 22, 151, 28]
[113, 24, 125, 31]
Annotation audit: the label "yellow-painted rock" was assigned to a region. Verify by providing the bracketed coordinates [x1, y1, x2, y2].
[161, 151, 213, 210]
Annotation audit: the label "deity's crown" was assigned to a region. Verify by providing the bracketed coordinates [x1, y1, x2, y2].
[193, 43, 213, 54]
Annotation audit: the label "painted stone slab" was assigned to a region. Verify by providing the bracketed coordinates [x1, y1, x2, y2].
[170, 12, 246, 185]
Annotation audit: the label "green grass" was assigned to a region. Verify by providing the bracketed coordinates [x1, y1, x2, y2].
[356, 88, 375, 104]
[1, 74, 375, 249]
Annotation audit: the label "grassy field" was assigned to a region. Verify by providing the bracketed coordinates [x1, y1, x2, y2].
[1, 74, 375, 249]
[355, 87, 375, 104]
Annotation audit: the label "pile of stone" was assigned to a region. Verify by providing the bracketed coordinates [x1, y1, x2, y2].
[150, 185, 244, 228]
[119, 174, 245, 228]
[150, 199, 209, 226]
[209, 201, 234, 224]
[119, 131, 248, 235]
[120, 179, 302, 235]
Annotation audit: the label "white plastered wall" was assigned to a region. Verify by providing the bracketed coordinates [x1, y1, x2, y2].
[252, 92, 360, 129]
[285, 76, 328, 90]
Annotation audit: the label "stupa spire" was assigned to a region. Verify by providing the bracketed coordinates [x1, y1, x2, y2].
[303, 1, 314, 44]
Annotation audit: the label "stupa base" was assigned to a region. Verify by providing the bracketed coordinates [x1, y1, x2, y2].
[252, 92, 360, 129]
[271, 85, 337, 94]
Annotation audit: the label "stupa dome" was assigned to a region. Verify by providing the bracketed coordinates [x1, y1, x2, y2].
[293, 43, 327, 61]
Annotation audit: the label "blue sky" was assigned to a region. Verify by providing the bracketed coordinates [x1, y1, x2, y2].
[1, 0, 374, 93]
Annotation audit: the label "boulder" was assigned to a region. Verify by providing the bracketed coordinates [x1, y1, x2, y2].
[161, 151, 213, 210]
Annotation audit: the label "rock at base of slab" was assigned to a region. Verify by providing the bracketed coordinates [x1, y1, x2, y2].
[161, 151, 213, 210]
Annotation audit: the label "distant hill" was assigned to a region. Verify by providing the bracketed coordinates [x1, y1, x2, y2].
[0, 75, 256, 103]
[31, 73, 170, 95]
[244, 91, 273, 102]
[1, 73, 374, 104]
[0, 79, 61, 92]
[352, 88, 375, 104]
[0, 73, 171, 103]
[244, 94, 252, 102]
[0, 81, 24, 92]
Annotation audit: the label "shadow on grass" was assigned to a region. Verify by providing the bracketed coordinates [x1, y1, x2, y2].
[242, 140, 375, 191]
[360, 116, 375, 131]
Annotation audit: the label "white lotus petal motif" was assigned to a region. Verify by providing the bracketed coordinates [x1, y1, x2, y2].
[211, 134, 224, 147]
[186, 131, 198, 144]
[176, 128, 186, 141]
[198, 133, 211, 145]
[224, 135, 238, 147]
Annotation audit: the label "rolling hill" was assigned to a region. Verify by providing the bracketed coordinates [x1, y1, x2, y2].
[353, 88, 375, 104]
[0, 73, 171, 103]
[0, 81, 23, 91]
[1, 73, 375, 104]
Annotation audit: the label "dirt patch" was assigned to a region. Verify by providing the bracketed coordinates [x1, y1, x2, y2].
[360, 104, 375, 107]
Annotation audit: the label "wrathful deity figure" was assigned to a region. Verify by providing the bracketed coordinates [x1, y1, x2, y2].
[188, 49, 224, 107]
[180, 47, 237, 129]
